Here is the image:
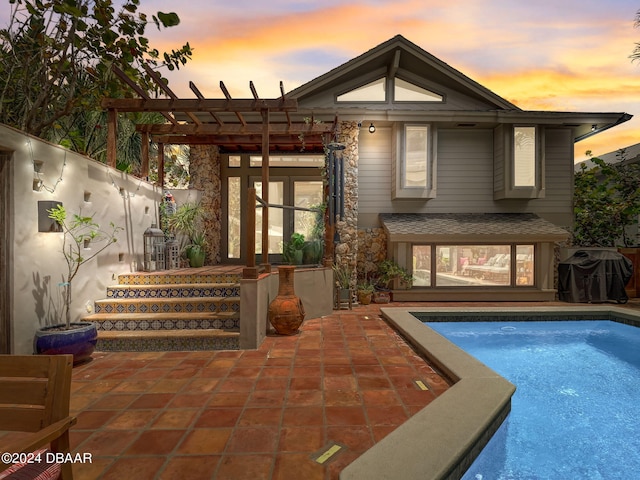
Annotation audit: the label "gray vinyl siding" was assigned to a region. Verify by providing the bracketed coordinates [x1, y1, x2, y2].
[358, 126, 574, 228]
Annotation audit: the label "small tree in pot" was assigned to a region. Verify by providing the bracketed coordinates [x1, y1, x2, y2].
[35, 205, 121, 363]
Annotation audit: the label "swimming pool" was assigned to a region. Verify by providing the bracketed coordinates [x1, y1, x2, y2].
[427, 320, 640, 479]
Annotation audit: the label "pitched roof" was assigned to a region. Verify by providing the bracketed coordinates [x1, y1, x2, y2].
[287, 35, 519, 111]
[380, 213, 569, 243]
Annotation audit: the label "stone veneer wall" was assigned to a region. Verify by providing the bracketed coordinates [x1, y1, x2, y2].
[334, 121, 359, 286]
[189, 144, 221, 264]
[357, 228, 388, 281]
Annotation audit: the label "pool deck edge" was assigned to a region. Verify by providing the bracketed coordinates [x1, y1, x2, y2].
[340, 305, 640, 480]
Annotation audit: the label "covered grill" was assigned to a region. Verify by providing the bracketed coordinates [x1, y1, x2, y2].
[558, 250, 633, 303]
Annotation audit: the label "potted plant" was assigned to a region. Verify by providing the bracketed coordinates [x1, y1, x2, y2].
[356, 279, 375, 305]
[34, 205, 121, 364]
[282, 232, 305, 265]
[373, 259, 413, 303]
[302, 204, 325, 265]
[166, 202, 207, 267]
[332, 263, 353, 309]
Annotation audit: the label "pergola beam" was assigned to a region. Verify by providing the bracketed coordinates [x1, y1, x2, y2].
[101, 97, 298, 112]
[136, 122, 334, 135]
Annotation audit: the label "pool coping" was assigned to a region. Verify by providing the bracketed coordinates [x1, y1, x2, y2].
[340, 305, 640, 480]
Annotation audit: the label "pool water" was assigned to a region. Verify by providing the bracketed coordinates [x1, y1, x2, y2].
[426, 321, 640, 480]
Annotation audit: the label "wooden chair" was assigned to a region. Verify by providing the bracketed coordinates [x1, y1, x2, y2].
[0, 354, 77, 480]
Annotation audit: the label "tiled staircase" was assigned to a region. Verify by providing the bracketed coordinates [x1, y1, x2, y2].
[83, 268, 241, 351]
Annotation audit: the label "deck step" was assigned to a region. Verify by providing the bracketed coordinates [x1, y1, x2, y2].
[117, 272, 242, 286]
[94, 297, 240, 315]
[96, 328, 239, 352]
[85, 311, 239, 331]
[106, 282, 240, 299]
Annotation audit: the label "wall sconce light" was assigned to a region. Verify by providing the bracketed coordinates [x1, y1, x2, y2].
[37, 200, 63, 232]
[591, 124, 597, 132]
[368, 123, 376, 134]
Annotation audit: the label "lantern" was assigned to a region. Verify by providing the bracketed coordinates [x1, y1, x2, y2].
[143, 224, 165, 271]
[165, 237, 180, 270]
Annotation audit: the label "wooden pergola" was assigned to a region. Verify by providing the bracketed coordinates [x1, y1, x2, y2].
[100, 66, 339, 277]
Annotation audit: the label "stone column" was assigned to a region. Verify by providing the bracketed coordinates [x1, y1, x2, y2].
[334, 121, 359, 286]
[189, 144, 221, 264]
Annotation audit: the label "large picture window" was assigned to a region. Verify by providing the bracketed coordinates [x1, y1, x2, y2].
[412, 244, 534, 287]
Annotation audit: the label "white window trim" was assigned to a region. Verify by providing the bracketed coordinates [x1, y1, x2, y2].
[392, 123, 437, 199]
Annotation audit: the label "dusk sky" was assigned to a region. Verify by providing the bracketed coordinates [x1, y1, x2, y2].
[6, 0, 640, 161]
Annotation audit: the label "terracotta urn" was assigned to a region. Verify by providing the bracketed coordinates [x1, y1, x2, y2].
[268, 266, 306, 335]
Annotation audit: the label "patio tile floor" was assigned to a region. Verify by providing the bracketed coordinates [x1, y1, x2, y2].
[69, 304, 449, 480]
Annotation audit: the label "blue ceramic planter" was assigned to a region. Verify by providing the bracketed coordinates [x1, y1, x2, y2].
[34, 322, 98, 365]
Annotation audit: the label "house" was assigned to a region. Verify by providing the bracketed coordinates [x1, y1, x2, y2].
[99, 35, 631, 303]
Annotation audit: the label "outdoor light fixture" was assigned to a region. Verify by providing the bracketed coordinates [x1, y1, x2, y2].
[591, 124, 597, 131]
[368, 123, 376, 134]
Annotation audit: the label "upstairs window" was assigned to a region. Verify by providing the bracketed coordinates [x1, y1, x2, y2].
[494, 125, 545, 199]
[393, 124, 436, 199]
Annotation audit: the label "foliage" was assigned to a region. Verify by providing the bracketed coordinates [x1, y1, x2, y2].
[332, 263, 353, 289]
[282, 232, 305, 264]
[573, 155, 640, 247]
[48, 204, 121, 329]
[166, 202, 206, 255]
[0, 0, 192, 140]
[375, 259, 413, 289]
[356, 279, 375, 294]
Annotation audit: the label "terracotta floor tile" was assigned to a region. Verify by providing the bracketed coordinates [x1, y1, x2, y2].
[217, 377, 256, 392]
[259, 366, 292, 377]
[129, 393, 175, 409]
[147, 378, 190, 393]
[238, 407, 283, 427]
[353, 364, 386, 376]
[124, 429, 185, 455]
[255, 376, 289, 391]
[357, 376, 392, 389]
[194, 407, 243, 428]
[207, 391, 251, 407]
[87, 393, 139, 410]
[323, 390, 362, 407]
[247, 389, 287, 407]
[100, 456, 166, 480]
[225, 426, 280, 453]
[366, 405, 409, 426]
[104, 409, 158, 430]
[72, 457, 113, 480]
[216, 454, 274, 480]
[111, 379, 157, 393]
[324, 365, 354, 376]
[74, 410, 118, 430]
[150, 409, 198, 429]
[323, 376, 358, 391]
[292, 365, 323, 377]
[282, 406, 324, 426]
[289, 376, 322, 390]
[169, 392, 212, 408]
[285, 389, 323, 407]
[77, 429, 138, 455]
[325, 406, 367, 426]
[273, 453, 325, 480]
[326, 425, 374, 452]
[278, 426, 325, 452]
[157, 455, 220, 480]
[177, 428, 232, 454]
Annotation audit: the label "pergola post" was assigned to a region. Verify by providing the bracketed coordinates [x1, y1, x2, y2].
[157, 142, 165, 188]
[260, 108, 271, 273]
[140, 131, 150, 178]
[107, 109, 117, 168]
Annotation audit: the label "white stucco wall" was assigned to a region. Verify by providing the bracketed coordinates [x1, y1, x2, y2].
[0, 125, 161, 354]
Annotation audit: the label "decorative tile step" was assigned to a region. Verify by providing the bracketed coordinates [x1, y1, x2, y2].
[96, 329, 240, 352]
[106, 283, 240, 299]
[93, 297, 240, 315]
[117, 272, 242, 286]
[85, 312, 240, 331]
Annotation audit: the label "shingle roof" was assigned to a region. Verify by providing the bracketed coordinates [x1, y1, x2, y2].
[380, 213, 569, 242]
